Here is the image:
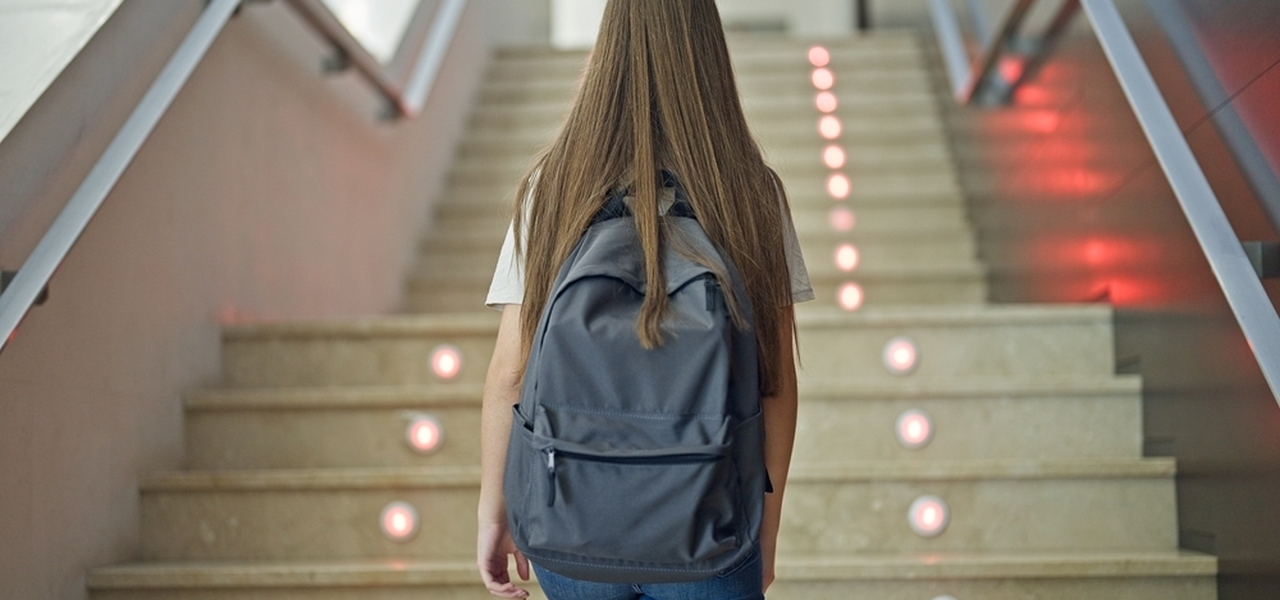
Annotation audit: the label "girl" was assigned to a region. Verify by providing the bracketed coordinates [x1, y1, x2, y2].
[477, 1, 811, 597]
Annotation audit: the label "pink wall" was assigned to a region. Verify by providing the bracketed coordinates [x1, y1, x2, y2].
[0, 1, 493, 597]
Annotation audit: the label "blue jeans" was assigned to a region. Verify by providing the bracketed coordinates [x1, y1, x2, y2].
[531, 545, 764, 600]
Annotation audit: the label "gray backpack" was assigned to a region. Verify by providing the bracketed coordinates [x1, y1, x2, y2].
[503, 180, 768, 584]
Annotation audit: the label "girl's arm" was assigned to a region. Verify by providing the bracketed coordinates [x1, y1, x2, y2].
[477, 305, 531, 599]
[759, 306, 798, 591]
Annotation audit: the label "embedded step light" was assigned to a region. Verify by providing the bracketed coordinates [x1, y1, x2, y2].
[815, 91, 838, 113]
[896, 409, 934, 450]
[808, 46, 830, 67]
[811, 68, 835, 91]
[431, 344, 462, 380]
[827, 174, 851, 200]
[835, 244, 860, 272]
[837, 282, 864, 311]
[823, 145, 846, 169]
[828, 207, 856, 232]
[380, 501, 420, 542]
[882, 336, 920, 375]
[819, 116, 843, 140]
[909, 495, 950, 538]
[406, 414, 445, 455]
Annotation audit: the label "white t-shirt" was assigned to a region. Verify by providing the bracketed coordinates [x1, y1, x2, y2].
[485, 187, 814, 308]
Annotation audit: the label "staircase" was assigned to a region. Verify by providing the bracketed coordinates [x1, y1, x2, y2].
[88, 32, 1217, 599]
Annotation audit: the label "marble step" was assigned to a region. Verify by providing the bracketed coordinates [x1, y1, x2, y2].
[184, 374, 1141, 471]
[476, 79, 935, 108]
[466, 93, 940, 132]
[87, 552, 1215, 599]
[220, 313, 500, 388]
[779, 458, 1177, 554]
[457, 115, 947, 159]
[794, 375, 1143, 462]
[410, 235, 976, 280]
[184, 385, 483, 470]
[135, 458, 1176, 561]
[448, 143, 953, 185]
[790, 203, 973, 236]
[478, 68, 931, 102]
[438, 178, 964, 211]
[792, 305, 1115, 380]
[418, 204, 974, 253]
[221, 304, 1114, 391]
[403, 260, 988, 314]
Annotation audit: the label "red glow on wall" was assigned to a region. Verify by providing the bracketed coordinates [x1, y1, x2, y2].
[1014, 84, 1056, 106]
[999, 56, 1025, 84]
[1020, 109, 1062, 135]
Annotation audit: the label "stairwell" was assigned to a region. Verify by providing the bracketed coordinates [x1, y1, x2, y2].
[88, 32, 1217, 599]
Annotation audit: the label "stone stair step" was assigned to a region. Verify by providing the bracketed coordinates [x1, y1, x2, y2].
[793, 305, 1115, 379]
[410, 235, 977, 280]
[184, 385, 483, 470]
[87, 552, 1215, 599]
[448, 143, 954, 184]
[221, 313, 500, 388]
[781, 458, 1178, 554]
[134, 458, 1176, 561]
[403, 262, 989, 312]
[137, 467, 482, 562]
[185, 374, 1141, 471]
[440, 179, 965, 210]
[794, 375, 1143, 461]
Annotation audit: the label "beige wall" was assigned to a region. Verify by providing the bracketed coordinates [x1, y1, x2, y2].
[0, 0, 493, 597]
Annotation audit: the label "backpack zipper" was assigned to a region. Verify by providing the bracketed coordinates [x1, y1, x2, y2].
[542, 447, 723, 507]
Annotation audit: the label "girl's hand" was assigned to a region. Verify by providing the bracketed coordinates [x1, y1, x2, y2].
[477, 519, 531, 598]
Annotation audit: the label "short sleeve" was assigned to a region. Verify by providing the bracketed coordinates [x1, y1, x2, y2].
[780, 195, 815, 305]
[485, 221, 525, 309]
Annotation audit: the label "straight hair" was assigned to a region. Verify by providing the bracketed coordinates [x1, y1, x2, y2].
[514, 0, 794, 395]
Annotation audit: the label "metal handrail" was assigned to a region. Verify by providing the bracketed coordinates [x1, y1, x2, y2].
[0, 0, 470, 354]
[928, 0, 1280, 402]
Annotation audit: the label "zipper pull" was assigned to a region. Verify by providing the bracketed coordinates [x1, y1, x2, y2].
[544, 448, 557, 506]
[705, 277, 720, 312]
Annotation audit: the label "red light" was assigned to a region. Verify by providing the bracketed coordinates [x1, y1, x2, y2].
[819, 116, 843, 140]
[823, 145, 846, 169]
[380, 501, 420, 542]
[837, 283, 864, 311]
[815, 91, 838, 113]
[1021, 109, 1062, 134]
[882, 336, 920, 375]
[896, 410, 933, 449]
[827, 173, 851, 199]
[999, 56, 1025, 83]
[811, 68, 835, 91]
[431, 345, 462, 380]
[808, 46, 831, 67]
[406, 414, 444, 454]
[909, 495, 950, 538]
[828, 207, 856, 232]
[834, 244, 860, 272]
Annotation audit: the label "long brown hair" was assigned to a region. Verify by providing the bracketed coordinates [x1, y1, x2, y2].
[514, 0, 794, 394]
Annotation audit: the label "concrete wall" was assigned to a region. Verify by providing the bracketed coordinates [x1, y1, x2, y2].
[0, 0, 493, 597]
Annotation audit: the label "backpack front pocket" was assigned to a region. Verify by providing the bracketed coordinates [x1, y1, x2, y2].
[526, 441, 740, 564]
